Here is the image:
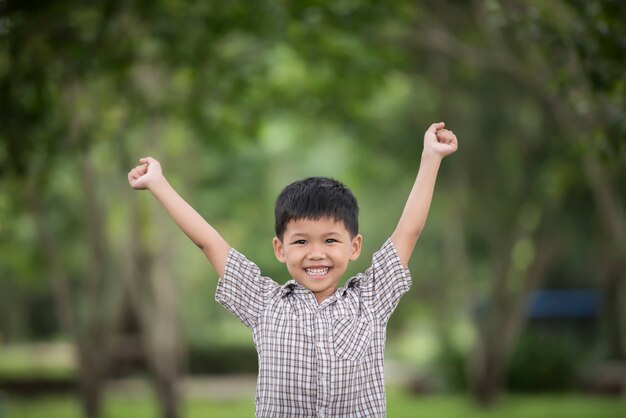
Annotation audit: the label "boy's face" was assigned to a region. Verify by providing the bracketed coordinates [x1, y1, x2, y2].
[273, 217, 362, 304]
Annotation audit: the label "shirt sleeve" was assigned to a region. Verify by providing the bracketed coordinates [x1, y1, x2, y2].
[215, 248, 280, 329]
[356, 238, 412, 323]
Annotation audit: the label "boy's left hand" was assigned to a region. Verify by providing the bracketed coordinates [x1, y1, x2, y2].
[423, 122, 458, 159]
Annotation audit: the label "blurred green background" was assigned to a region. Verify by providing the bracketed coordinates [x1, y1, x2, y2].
[1, 0, 625, 417]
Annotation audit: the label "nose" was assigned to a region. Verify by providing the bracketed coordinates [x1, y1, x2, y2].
[307, 243, 326, 260]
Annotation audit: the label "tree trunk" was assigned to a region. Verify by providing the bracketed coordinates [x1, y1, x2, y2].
[605, 266, 625, 361]
[75, 150, 117, 418]
[146, 237, 182, 418]
[470, 342, 506, 406]
[30, 167, 110, 418]
[124, 164, 183, 418]
[468, 212, 555, 406]
[77, 344, 104, 418]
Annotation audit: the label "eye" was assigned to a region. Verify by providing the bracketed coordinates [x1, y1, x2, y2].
[292, 239, 307, 245]
[325, 238, 338, 244]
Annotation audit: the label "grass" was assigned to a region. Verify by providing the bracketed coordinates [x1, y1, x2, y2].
[387, 391, 626, 418]
[0, 343, 74, 380]
[2, 390, 625, 418]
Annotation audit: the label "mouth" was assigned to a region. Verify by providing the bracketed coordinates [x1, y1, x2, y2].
[305, 267, 331, 278]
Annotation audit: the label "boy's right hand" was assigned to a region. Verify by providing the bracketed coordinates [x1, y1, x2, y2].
[128, 157, 163, 190]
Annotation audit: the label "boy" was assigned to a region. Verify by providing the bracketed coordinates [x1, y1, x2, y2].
[128, 122, 458, 417]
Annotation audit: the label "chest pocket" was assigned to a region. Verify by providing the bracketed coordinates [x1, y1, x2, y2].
[332, 316, 371, 362]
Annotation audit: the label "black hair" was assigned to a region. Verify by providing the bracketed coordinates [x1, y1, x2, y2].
[274, 177, 359, 240]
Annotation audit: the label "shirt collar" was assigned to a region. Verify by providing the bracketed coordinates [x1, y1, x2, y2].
[341, 276, 359, 294]
[280, 276, 360, 298]
[280, 280, 308, 296]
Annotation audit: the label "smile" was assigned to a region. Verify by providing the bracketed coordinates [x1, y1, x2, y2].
[305, 267, 330, 276]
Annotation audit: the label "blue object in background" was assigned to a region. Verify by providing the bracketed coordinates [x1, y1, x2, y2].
[526, 290, 601, 319]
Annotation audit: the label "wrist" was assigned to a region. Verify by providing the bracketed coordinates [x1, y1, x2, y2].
[421, 150, 443, 164]
[147, 174, 168, 192]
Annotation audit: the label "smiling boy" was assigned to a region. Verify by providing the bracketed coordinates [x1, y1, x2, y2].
[272, 177, 363, 303]
[128, 122, 458, 417]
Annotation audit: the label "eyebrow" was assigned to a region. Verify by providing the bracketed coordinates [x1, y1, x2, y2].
[290, 231, 342, 238]
[324, 232, 342, 237]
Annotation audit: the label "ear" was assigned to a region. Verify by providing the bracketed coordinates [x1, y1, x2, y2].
[273, 237, 286, 263]
[349, 234, 363, 261]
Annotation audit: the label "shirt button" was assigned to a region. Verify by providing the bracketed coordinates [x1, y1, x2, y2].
[316, 341, 324, 349]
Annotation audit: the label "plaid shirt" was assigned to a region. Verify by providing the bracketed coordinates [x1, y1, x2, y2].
[216, 239, 412, 417]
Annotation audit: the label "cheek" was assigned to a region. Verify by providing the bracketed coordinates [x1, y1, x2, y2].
[285, 251, 303, 265]
[333, 249, 351, 264]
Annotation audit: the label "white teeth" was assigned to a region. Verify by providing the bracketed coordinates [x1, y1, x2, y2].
[306, 267, 329, 276]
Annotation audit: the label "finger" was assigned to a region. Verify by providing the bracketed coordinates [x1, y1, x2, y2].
[130, 167, 141, 178]
[445, 133, 457, 148]
[436, 130, 450, 143]
[436, 128, 452, 137]
[131, 166, 145, 179]
[139, 156, 157, 165]
[427, 122, 445, 134]
[131, 165, 147, 177]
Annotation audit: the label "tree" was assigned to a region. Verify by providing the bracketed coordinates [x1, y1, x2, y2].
[394, 0, 626, 405]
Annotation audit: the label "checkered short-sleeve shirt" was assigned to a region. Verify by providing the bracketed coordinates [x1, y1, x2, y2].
[216, 238, 411, 418]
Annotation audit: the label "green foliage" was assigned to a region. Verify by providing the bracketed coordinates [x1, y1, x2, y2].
[1, 1, 625, 412]
[187, 345, 257, 375]
[435, 339, 469, 391]
[507, 327, 592, 392]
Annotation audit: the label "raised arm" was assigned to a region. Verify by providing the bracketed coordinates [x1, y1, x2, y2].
[128, 157, 231, 278]
[391, 122, 458, 267]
